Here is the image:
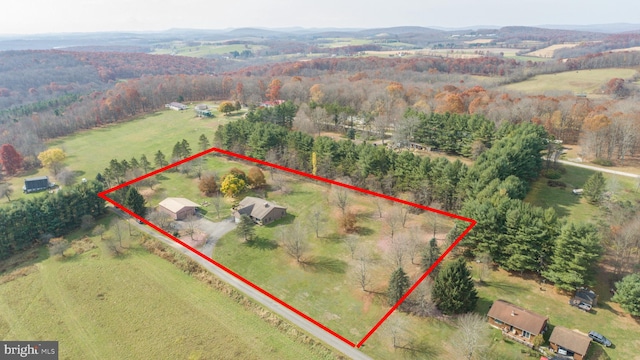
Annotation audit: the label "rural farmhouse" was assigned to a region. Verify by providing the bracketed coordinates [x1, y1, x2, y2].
[487, 299, 548, 348]
[232, 197, 286, 225]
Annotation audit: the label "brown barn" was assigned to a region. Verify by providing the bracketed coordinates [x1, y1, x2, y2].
[233, 197, 286, 225]
[158, 197, 200, 220]
[549, 326, 591, 360]
[487, 300, 548, 348]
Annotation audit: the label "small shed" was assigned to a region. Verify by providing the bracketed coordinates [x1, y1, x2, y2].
[549, 326, 591, 360]
[158, 197, 200, 220]
[165, 102, 188, 111]
[23, 176, 53, 193]
[570, 288, 597, 311]
[194, 104, 212, 117]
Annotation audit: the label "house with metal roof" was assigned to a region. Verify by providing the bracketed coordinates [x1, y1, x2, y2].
[158, 197, 200, 220]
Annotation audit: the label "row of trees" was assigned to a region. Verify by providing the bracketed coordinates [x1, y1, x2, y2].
[0, 180, 106, 260]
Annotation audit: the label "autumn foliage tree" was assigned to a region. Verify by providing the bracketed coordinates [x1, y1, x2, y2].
[247, 166, 266, 188]
[219, 101, 236, 115]
[37, 148, 66, 175]
[198, 173, 218, 196]
[0, 144, 23, 176]
[266, 78, 282, 101]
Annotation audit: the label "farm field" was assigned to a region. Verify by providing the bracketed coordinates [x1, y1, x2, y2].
[525, 43, 580, 58]
[152, 43, 268, 57]
[502, 68, 638, 95]
[0, 218, 332, 360]
[0, 104, 244, 205]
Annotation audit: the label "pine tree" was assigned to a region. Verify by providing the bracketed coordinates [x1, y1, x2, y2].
[387, 267, 411, 307]
[583, 172, 606, 204]
[612, 273, 640, 316]
[139, 154, 152, 173]
[237, 214, 255, 242]
[198, 134, 210, 152]
[542, 222, 602, 291]
[432, 258, 478, 314]
[124, 187, 146, 218]
[154, 150, 167, 169]
[421, 237, 441, 276]
[181, 139, 192, 158]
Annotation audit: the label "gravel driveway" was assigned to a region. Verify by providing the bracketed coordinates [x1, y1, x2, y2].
[173, 215, 237, 257]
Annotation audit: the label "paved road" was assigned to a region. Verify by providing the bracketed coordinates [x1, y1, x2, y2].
[557, 159, 640, 179]
[172, 215, 237, 257]
[110, 208, 372, 360]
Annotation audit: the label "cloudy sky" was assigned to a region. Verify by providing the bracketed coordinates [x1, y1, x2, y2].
[2, 0, 639, 34]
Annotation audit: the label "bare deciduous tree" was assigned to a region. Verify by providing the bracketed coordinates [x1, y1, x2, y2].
[184, 214, 199, 241]
[450, 313, 490, 360]
[386, 208, 402, 240]
[406, 229, 421, 265]
[353, 254, 372, 292]
[310, 206, 327, 238]
[279, 223, 308, 263]
[91, 224, 106, 240]
[334, 187, 349, 215]
[390, 234, 407, 268]
[343, 234, 359, 259]
[212, 193, 222, 219]
[408, 280, 435, 317]
[148, 210, 172, 230]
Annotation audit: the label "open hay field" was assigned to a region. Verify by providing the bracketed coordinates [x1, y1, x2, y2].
[526, 43, 580, 58]
[502, 68, 638, 95]
[0, 104, 244, 205]
[0, 222, 332, 360]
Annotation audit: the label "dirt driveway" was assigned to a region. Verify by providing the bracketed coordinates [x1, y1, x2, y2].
[173, 215, 237, 257]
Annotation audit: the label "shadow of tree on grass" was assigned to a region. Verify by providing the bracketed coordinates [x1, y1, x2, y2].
[300, 256, 347, 274]
[244, 237, 278, 250]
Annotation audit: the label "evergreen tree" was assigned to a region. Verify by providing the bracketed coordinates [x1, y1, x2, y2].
[432, 258, 478, 314]
[237, 214, 255, 242]
[583, 172, 606, 204]
[421, 237, 441, 276]
[154, 150, 167, 169]
[181, 139, 192, 158]
[387, 267, 411, 307]
[612, 273, 640, 316]
[124, 187, 146, 218]
[198, 134, 210, 152]
[542, 223, 602, 291]
[129, 157, 140, 170]
[139, 154, 152, 173]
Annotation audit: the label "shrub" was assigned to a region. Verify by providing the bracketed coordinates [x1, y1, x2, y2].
[547, 180, 566, 188]
[541, 168, 562, 179]
[592, 158, 615, 167]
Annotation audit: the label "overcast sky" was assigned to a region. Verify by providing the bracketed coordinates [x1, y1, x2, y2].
[2, 0, 639, 35]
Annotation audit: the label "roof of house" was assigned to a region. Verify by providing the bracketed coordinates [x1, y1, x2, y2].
[235, 196, 286, 220]
[195, 104, 209, 110]
[549, 326, 591, 355]
[487, 300, 548, 335]
[25, 176, 49, 182]
[159, 197, 200, 213]
[169, 102, 187, 108]
[574, 288, 597, 305]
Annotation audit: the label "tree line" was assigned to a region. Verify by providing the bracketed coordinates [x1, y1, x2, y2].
[0, 180, 106, 260]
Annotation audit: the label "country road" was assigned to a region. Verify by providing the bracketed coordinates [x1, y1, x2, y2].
[557, 159, 640, 179]
[109, 208, 373, 360]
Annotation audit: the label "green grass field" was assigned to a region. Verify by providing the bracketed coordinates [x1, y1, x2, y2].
[503, 68, 638, 95]
[0, 104, 245, 205]
[153, 44, 267, 57]
[0, 219, 333, 360]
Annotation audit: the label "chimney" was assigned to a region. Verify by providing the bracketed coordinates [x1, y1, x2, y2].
[264, 202, 269, 208]
[511, 311, 516, 316]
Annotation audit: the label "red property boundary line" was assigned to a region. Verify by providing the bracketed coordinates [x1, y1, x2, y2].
[98, 147, 477, 349]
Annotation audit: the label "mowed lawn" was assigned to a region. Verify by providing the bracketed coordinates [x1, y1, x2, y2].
[0, 104, 244, 205]
[502, 68, 638, 95]
[0, 232, 331, 360]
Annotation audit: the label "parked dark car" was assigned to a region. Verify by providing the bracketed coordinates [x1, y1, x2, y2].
[588, 331, 612, 347]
